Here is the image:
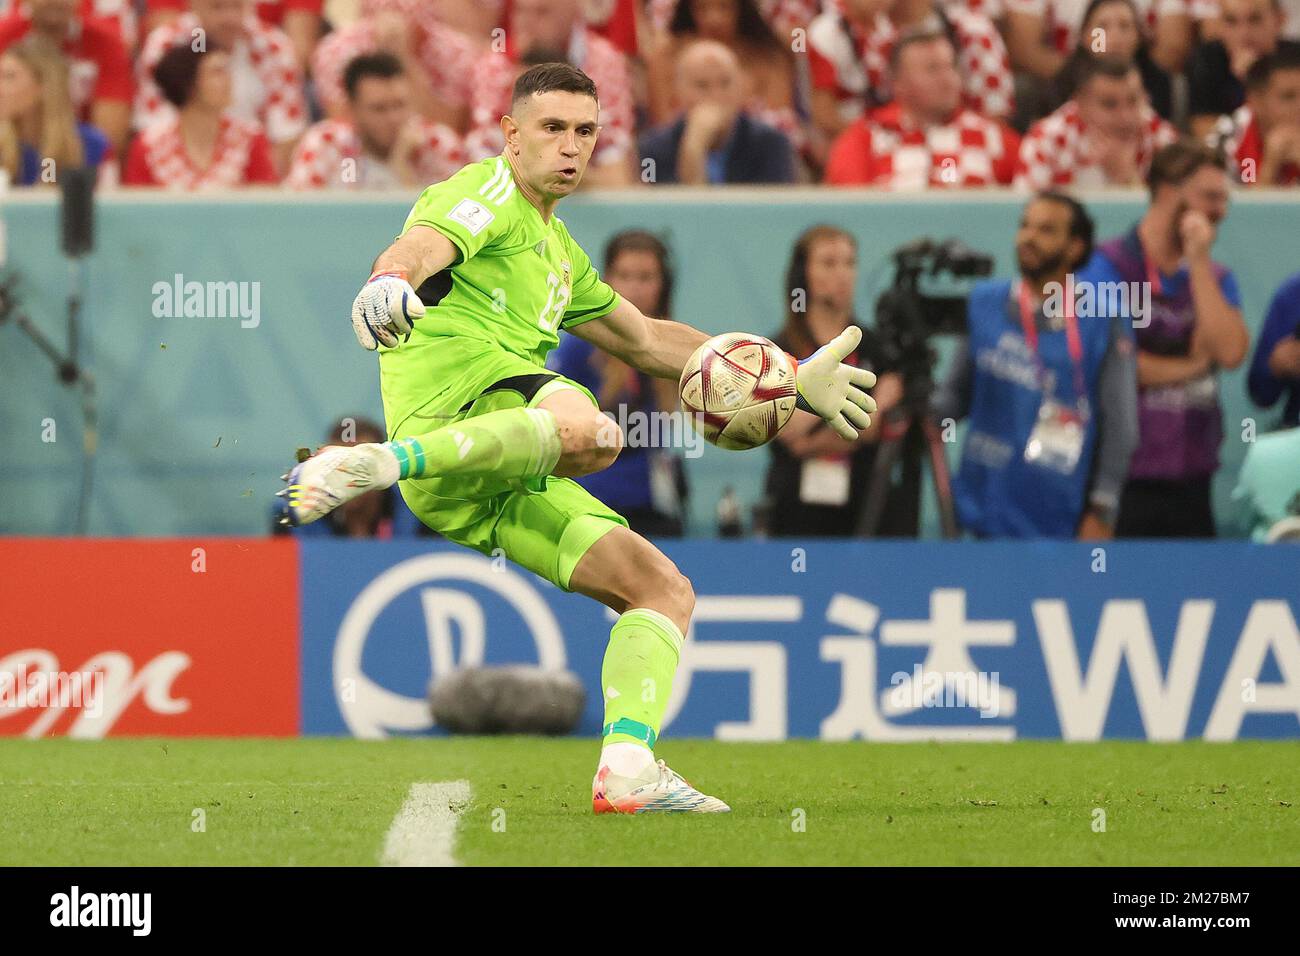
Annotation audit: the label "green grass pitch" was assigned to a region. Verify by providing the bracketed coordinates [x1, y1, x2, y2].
[1, 738, 1296, 866]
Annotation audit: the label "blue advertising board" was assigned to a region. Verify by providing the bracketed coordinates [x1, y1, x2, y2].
[299, 540, 1300, 740]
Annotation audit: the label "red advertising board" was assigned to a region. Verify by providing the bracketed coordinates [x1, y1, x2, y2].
[0, 539, 299, 736]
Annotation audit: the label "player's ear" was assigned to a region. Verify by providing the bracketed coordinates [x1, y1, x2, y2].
[501, 113, 520, 154]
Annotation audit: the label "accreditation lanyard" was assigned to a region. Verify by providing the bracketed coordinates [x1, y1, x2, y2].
[1017, 279, 1086, 409]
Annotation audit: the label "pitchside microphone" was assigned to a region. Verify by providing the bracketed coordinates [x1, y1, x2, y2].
[60, 166, 96, 258]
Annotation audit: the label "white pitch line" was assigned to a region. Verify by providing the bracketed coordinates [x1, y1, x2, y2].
[381, 781, 472, 867]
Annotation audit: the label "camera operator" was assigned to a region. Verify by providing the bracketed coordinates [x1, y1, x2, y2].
[932, 192, 1139, 539]
[763, 225, 904, 537]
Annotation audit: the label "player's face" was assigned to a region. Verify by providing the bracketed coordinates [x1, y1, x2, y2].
[194, 52, 233, 111]
[351, 76, 412, 154]
[1083, 2, 1139, 60]
[805, 235, 857, 311]
[1220, 0, 1280, 57]
[0, 54, 40, 120]
[689, 0, 740, 42]
[606, 250, 665, 317]
[1254, 67, 1300, 132]
[1078, 70, 1144, 140]
[1016, 200, 1078, 280]
[893, 39, 961, 121]
[509, 90, 600, 197]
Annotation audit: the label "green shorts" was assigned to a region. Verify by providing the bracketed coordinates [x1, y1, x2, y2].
[380, 335, 628, 591]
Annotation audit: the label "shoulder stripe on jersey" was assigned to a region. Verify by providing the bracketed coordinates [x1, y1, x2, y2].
[479, 158, 507, 199]
[480, 158, 516, 206]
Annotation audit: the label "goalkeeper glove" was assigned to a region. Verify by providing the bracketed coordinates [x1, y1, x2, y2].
[351, 271, 425, 350]
[790, 326, 878, 441]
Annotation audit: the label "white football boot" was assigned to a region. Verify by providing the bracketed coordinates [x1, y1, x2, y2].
[276, 443, 399, 527]
[593, 759, 731, 814]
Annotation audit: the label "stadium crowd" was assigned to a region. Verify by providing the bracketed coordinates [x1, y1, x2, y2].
[2, 0, 1300, 189]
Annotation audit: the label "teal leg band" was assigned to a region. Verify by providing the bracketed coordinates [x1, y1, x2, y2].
[602, 717, 657, 748]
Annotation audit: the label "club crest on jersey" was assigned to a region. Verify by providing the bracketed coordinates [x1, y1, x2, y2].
[447, 198, 494, 236]
[561, 260, 571, 283]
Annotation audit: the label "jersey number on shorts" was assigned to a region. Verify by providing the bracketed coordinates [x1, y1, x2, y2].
[537, 271, 570, 334]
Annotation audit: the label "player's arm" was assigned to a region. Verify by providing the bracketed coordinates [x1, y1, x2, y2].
[351, 226, 459, 350]
[572, 297, 878, 440]
[569, 296, 708, 379]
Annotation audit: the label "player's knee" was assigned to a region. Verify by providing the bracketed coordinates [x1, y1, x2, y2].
[644, 562, 694, 627]
[558, 410, 622, 476]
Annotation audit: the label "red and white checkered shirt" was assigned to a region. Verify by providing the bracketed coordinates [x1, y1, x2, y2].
[463, 28, 635, 166]
[825, 101, 1020, 188]
[1014, 98, 1179, 189]
[284, 118, 466, 189]
[807, 7, 1014, 123]
[134, 14, 307, 144]
[310, 19, 479, 119]
[123, 114, 277, 188]
[1211, 105, 1300, 185]
[1003, 0, 1190, 55]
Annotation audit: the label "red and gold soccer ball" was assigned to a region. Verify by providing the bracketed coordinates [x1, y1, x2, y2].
[679, 333, 798, 450]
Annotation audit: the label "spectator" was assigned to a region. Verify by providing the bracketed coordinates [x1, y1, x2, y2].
[0, 0, 132, 154]
[271, 416, 426, 537]
[463, 0, 636, 186]
[647, 0, 823, 39]
[1188, 0, 1300, 139]
[0, 0, 142, 49]
[644, 0, 804, 155]
[548, 230, 690, 537]
[808, 0, 1012, 141]
[1193, 0, 1300, 40]
[310, 3, 479, 128]
[763, 225, 904, 537]
[1015, 56, 1178, 188]
[759, 225, 904, 538]
[144, 0, 321, 70]
[123, 43, 278, 187]
[1210, 47, 1300, 185]
[0, 36, 112, 186]
[1092, 140, 1250, 537]
[1051, 0, 1179, 122]
[934, 192, 1139, 539]
[286, 52, 465, 189]
[825, 29, 1020, 187]
[1248, 270, 1300, 427]
[1005, 0, 1192, 86]
[135, 0, 306, 177]
[639, 38, 795, 183]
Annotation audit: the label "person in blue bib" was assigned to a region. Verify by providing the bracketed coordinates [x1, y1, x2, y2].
[934, 191, 1140, 539]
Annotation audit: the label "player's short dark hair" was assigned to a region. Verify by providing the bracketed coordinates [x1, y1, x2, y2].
[603, 230, 675, 320]
[153, 42, 222, 109]
[1244, 45, 1300, 92]
[1074, 54, 1138, 93]
[888, 27, 955, 75]
[343, 51, 404, 101]
[1033, 191, 1096, 269]
[1146, 139, 1226, 196]
[511, 62, 598, 111]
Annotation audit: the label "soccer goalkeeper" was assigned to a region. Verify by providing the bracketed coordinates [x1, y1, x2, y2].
[280, 63, 877, 813]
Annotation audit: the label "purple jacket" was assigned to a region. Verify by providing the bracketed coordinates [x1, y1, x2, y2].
[1094, 228, 1240, 481]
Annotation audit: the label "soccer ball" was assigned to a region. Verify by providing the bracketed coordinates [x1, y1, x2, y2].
[679, 333, 798, 450]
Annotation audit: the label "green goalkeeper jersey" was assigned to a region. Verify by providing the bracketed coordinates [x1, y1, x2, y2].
[395, 156, 621, 365]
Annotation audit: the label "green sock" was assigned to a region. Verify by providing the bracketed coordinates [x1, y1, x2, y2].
[600, 608, 684, 750]
[385, 407, 561, 481]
